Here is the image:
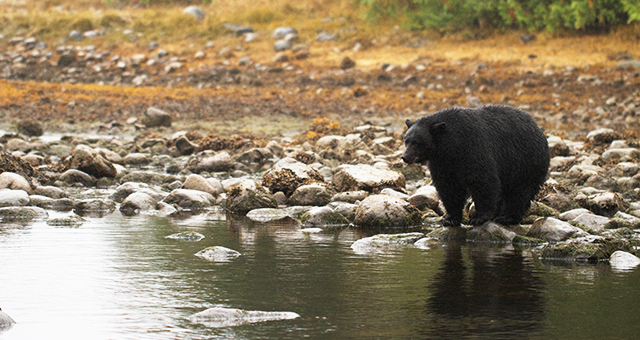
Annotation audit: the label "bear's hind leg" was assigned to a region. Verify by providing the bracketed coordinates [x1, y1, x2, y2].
[494, 184, 537, 225]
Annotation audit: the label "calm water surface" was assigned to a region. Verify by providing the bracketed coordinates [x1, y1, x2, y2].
[1, 210, 640, 339]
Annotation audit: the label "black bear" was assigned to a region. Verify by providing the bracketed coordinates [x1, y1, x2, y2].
[402, 105, 549, 226]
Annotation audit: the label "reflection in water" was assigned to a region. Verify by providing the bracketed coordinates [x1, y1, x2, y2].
[425, 243, 545, 339]
[2, 211, 640, 339]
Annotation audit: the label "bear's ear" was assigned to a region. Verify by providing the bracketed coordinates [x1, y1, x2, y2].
[431, 122, 447, 134]
[405, 119, 414, 128]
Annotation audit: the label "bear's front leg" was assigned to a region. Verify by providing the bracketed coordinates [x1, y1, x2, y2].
[468, 180, 499, 226]
[436, 183, 467, 227]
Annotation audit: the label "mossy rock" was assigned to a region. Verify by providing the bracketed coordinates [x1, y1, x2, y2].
[166, 231, 205, 241]
[426, 226, 468, 241]
[100, 14, 127, 28]
[71, 18, 94, 32]
[541, 237, 631, 261]
[512, 235, 544, 245]
[226, 187, 278, 215]
[46, 215, 85, 227]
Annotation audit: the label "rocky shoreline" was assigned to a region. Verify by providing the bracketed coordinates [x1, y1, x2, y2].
[1, 110, 640, 269]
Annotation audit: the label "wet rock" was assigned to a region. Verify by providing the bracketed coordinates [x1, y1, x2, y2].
[407, 185, 440, 212]
[189, 307, 299, 328]
[182, 174, 219, 196]
[183, 6, 206, 20]
[123, 153, 151, 166]
[287, 183, 335, 206]
[236, 148, 274, 167]
[572, 213, 610, 234]
[120, 192, 159, 216]
[330, 190, 369, 203]
[525, 201, 560, 220]
[187, 151, 234, 173]
[301, 206, 349, 226]
[29, 194, 54, 209]
[195, 246, 241, 262]
[166, 231, 205, 241]
[272, 27, 297, 39]
[225, 182, 277, 215]
[340, 56, 355, 70]
[332, 164, 405, 193]
[51, 198, 74, 211]
[142, 107, 172, 128]
[111, 182, 154, 202]
[46, 214, 85, 227]
[0, 189, 30, 207]
[329, 201, 358, 222]
[162, 189, 215, 211]
[95, 148, 123, 164]
[17, 119, 43, 137]
[426, 226, 469, 241]
[576, 192, 626, 217]
[558, 208, 592, 221]
[466, 222, 518, 243]
[246, 208, 292, 223]
[610, 250, 640, 271]
[602, 148, 639, 161]
[0, 172, 33, 194]
[70, 145, 116, 179]
[353, 194, 421, 228]
[351, 232, 425, 254]
[262, 158, 325, 196]
[74, 199, 116, 215]
[59, 169, 96, 187]
[175, 136, 198, 155]
[380, 188, 408, 199]
[605, 211, 640, 229]
[0, 206, 48, 222]
[541, 235, 631, 261]
[527, 217, 589, 242]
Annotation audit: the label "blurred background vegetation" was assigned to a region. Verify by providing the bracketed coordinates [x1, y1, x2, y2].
[359, 0, 640, 33]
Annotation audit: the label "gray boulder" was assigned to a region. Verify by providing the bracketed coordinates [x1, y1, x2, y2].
[287, 183, 335, 206]
[183, 6, 206, 20]
[571, 213, 610, 234]
[272, 27, 297, 38]
[59, 169, 96, 187]
[353, 194, 421, 228]
[225, 182, 277, 215]
[262, 158, 325, 196]
[301, 206, 349, 226]
[182, 174, 219, 196]
[407, 185, 441, 212]
[333, 164, 405, 193]
[142, 107, 172, 128]
[34, 186, 66, 199]
[0, 172, 33, 194]
[119, 192, 159, 216]
[527, 217, 589, 242]
[0, 189, 30, 207]
[195, 246, 241, 262]
[187, 151, 234, 173]
[610, 250, 640, 271]
[70, 145, 117, 179]
[162, 189, 215, 211]
[0, 206, 48, 222]
[331, 190, 369, 203]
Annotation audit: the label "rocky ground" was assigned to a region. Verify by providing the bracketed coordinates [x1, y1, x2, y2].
[2, 19, 640, 268]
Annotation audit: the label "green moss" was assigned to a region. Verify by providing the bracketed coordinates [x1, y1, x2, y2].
[300, 212, 310, 223]
[320, 212, 350, 226]
[513, 235, 544, 245]
[541, 238, 631, 261]
[426, 226, 468, 241]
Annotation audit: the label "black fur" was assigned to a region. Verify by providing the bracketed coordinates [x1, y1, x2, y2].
[402, 105, 550, 226]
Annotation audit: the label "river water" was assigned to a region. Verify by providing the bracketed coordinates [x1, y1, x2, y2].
[1, 210, 639, 339]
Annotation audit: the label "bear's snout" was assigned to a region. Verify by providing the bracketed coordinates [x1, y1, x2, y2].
[401, 152, 415, 164]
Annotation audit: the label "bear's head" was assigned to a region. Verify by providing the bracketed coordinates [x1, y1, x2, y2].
[401, 118, 446, 164]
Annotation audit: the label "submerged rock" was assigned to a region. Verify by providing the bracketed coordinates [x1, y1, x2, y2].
[189, 307, 299, 328]
[195, 246, 241, 262]
[0, 206, 48, 222]
[119, 192, 159, 216]
[246, 208, 291, 223]
[165, 231, 205, 241]
[46, 214, 85, 227]
[541, 236, 631, 261]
